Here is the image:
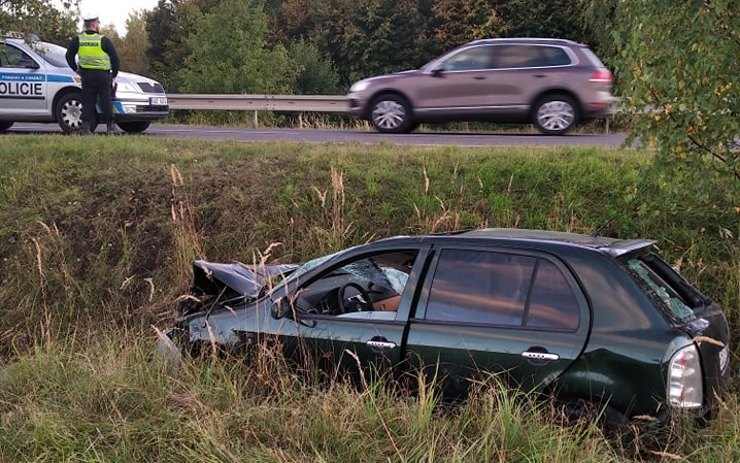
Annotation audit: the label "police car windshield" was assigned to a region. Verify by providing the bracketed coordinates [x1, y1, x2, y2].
[33, 42, 69, 68]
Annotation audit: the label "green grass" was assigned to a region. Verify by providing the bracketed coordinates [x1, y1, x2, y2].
[0, 135, 737, 462]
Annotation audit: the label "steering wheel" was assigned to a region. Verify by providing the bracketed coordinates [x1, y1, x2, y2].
[337, 282, 374, 314]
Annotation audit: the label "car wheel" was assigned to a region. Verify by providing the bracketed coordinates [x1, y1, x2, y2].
[56, 92, 97, 134]
[117, 121, 151, 134]
[534, 95, 578, 135]
[0, 121, 13, 132]
[370, 94, 414, 133]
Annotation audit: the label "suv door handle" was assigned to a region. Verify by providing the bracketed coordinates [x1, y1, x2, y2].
[521, 350, 560, 361]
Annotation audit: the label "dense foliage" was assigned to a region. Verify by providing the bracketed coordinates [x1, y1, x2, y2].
[614, 0, 739, 181]
[0, 0, 78, 43]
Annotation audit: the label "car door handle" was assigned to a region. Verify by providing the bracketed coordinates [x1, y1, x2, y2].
[366, 340, 396, 351]
[521, 350, 560, 361]
[473, 75, 487, 80]
[533, 74, 547, 78]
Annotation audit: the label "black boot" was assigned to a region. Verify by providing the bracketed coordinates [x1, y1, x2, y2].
[106, 122, 120, 135]
[79, 122, 91, 135]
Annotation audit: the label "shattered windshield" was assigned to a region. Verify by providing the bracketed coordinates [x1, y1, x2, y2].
[271, 251, 341, 292]
[628, 258, 694, 322]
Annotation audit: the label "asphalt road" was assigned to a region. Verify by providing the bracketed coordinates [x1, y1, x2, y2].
[8, 123, 628, 147]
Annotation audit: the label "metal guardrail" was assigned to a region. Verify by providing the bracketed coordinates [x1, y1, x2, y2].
[168, 94, 348, 113]
[167, 94, 618, 134]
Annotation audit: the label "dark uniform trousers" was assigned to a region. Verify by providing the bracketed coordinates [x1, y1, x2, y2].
[80, 69, 113, 127]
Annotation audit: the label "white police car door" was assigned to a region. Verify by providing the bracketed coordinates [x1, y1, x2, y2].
[0, 42, 47, 115]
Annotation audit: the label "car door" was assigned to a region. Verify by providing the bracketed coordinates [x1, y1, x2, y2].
[404, 245, 590, 398]
[273, 246, 431, 382]
[0, 42, 47, 115]
[485, 44, 573, 110]
[413, 45, 499, 115]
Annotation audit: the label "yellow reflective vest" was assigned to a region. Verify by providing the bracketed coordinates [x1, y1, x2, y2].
[77, 33, 111, 70]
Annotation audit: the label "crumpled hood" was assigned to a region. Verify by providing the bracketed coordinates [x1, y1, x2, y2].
[192, 260, 299, 299]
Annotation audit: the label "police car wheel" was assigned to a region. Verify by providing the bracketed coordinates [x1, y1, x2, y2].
[117, 121, 151, 134]
[0, 121, 13, 132]
[56, 93, 97, 134]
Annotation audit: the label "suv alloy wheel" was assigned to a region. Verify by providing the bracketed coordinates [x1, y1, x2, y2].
[370, 94, 413, 133]
[534, 95, 578, 135]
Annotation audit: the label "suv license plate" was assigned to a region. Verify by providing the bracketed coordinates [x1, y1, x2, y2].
[150, 97, 168, 106]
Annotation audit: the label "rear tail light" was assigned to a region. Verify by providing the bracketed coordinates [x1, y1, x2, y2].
[589, 69, 613, 84]
[667, 344, 703, 409]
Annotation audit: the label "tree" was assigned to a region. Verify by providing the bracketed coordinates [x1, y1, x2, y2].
[431, 0, 507, 51]
[288, 39, 340, 94]
[614, 0, 739, 182]
[574, 0, 619, 64]
[145, 0, 221, 92]
[1, 0, 79, 44]
[118, 11, 151, 75]
[497, 1, 582, 41]
[179, 0, 297, 94]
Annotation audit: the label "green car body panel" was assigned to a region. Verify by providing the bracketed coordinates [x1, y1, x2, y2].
[167, 229, 730, 422]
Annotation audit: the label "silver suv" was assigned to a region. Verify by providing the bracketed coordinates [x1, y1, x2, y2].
[348, 38, 615, 135]
[0, 36, 169, 134]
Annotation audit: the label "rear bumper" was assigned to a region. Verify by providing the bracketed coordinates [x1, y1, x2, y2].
[582, 96, 620, 120]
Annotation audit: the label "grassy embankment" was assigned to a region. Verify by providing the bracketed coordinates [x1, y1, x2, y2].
[0, 136, 737, 462]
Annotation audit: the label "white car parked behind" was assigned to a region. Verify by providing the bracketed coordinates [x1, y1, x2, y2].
[0, 35, 169, 134]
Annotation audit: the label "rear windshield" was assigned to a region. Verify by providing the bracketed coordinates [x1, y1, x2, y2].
[626, 254, 703, 323]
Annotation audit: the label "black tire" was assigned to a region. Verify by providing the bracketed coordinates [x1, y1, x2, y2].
[55, 92, 97, 134]
[0, 121, 13, 132]
[533, 94, 578, 135]
[369, 94, 414, 133]
[117, 121, 151, 134]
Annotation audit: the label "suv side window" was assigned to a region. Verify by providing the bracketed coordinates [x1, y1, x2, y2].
[426, 249, 581, 330]
[539, 46, 572, 66]
[0, 44, 33, 68]
[491, 45, 571, 69]
[426, 250, 535, 326]
[441, 46, 493, 71]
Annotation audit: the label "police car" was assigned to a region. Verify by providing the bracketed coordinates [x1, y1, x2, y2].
[0, 35, 169, 134]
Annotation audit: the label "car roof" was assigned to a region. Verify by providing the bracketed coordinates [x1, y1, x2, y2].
[377, 228, 655, 258]
[467, 38, 584, 47]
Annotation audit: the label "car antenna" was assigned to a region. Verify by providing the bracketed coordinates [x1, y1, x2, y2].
[590, 216, 616, 237]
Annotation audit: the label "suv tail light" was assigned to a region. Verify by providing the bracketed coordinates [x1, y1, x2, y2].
[589, 69, 612, 84]
[667, 344, 703, 409]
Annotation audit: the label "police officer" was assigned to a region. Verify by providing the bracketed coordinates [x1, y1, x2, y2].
[65, 12, 120, 135]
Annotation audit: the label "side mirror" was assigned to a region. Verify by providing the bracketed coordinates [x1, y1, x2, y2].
[269, 296, 317, 327]
[431, 67, 444, 77]
[270, 298, 288, 319]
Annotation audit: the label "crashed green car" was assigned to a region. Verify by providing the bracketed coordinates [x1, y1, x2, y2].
[160, 229, 731, 425]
